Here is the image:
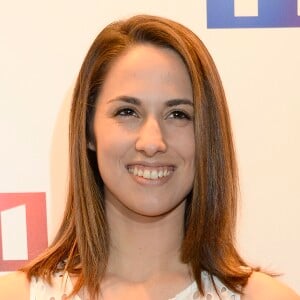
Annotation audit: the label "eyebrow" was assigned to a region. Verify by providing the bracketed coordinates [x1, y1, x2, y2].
[165, 99, 193, 107]
[107, 96, 193, 107]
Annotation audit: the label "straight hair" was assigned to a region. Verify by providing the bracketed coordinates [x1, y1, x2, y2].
[22, 15, 253, 298]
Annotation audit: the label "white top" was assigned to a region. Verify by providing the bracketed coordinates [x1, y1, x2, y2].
[30, 271, 240, 300]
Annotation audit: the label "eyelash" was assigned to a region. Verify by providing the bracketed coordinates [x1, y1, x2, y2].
[114, 108, 192, 121]
[114, 108, 138, 118]
[168, 110, 192, 120]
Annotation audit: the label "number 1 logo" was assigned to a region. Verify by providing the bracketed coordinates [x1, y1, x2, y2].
[0, 193, 47, 271]
[207, 0, 300, 28]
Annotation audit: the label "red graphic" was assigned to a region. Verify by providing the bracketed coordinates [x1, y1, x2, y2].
[0, 193, 48, 271]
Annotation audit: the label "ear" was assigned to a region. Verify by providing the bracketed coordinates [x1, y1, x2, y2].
[87, 141, 96, 151]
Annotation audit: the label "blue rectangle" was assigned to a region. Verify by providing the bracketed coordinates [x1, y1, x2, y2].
[207, 0, 300, 28]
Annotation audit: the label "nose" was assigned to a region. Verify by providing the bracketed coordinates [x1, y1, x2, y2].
[135, 116, 167, 156]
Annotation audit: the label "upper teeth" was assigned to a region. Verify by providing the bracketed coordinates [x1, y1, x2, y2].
[128, 167, 171, 179]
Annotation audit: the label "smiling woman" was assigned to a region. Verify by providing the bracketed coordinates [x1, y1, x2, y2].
[93, 44, 195, 218]
[0, 14, 299, 300]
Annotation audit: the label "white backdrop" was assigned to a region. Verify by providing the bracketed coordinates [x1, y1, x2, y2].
[0, 0, 299, 293]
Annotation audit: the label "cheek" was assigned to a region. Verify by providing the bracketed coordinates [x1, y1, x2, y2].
[169, 127, 195, 160]
[95, 141, 121, 187]
[94, 125, 133, 172]
[94, 120, 122, 151]
[94, 126, 114, 175]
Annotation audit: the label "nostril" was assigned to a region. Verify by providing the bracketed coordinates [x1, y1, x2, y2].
[135, 139, 167, 156]
[135, 121, 167, 156]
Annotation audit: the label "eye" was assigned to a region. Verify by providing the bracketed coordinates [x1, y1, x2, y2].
[114, 108, 138, 118]
[168, 110, 192, 120]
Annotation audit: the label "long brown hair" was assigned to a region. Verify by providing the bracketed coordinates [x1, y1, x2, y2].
[22, 14, 253, 298]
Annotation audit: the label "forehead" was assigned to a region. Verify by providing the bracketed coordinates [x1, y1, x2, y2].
[97, 44, 193, 104]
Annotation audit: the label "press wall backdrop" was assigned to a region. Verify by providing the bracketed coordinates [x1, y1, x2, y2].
[0, 0, 299, 293]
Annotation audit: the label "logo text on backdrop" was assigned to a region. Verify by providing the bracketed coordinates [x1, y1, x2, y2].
[207, 0, 300, 28]
[0, 193, 47, 271]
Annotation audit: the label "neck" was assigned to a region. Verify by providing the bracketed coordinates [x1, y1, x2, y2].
[105, 199, 188, 282]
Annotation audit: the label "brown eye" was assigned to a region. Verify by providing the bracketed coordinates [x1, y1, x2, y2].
[168, 110, 191, 120]
[115, 108, 138, 118]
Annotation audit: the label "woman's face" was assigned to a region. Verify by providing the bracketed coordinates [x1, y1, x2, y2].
[93, 44, 195, 218]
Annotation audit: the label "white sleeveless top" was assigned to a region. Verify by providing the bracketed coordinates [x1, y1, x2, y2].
[30, 271, 240, 300]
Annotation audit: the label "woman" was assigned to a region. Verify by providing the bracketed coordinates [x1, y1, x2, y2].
[0, 14, 299, 299]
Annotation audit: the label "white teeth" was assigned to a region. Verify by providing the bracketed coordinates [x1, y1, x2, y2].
[138, 169, 143, 176]
[143, 170, 151, 179]
[128, 166, 172, 180]
[150, 170, 158, 179]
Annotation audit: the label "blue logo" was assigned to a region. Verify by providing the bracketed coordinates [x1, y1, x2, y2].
[207, 0, 300, 28]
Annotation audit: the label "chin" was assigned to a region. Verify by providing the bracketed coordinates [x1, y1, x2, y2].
[126, 199, 186, 220]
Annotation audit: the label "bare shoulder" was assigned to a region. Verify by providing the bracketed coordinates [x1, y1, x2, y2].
[0, 271, 30, 300]
[242, 271, 300, 300]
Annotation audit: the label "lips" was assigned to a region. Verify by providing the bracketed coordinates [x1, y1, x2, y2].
[127, 165, 175, 180]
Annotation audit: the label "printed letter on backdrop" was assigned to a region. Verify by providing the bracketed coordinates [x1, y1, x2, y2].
[207, 0, 300, 28]
[0, 193, 47, 271]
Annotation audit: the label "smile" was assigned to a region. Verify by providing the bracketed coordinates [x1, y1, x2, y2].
[127, 165, 174, 180]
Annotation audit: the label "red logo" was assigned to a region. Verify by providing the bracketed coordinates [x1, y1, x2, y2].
[0, 193, 48, 271]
